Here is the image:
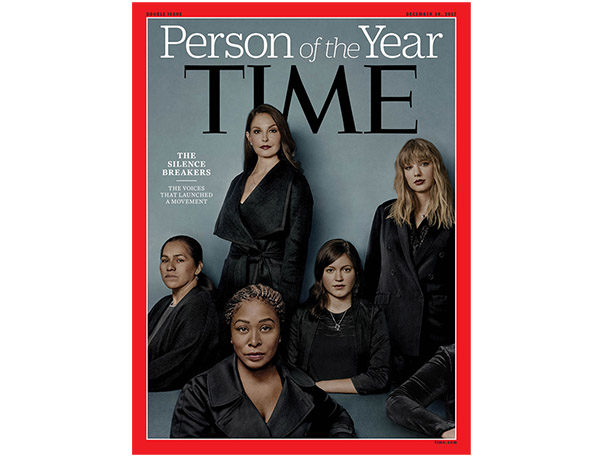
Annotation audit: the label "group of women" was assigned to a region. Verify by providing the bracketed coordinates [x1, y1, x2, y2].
[148, 104, 456, 438]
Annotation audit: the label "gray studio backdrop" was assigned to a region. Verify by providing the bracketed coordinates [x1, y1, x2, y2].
[147, 18, 455, 308]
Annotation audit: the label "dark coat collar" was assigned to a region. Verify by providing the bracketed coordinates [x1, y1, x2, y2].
[206, 355, 316, 437]
[396, 219, 453, 267]
[214, 160, 298, 247]
[413, 223, 453, 265]
[149, 286, 208, 328]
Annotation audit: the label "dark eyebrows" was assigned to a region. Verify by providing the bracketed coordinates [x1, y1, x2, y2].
[251, 123, 277, 130]
[232, 318, 276, 325]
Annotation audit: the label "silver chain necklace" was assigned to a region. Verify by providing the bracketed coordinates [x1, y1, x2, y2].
[328, 309, 348, 331]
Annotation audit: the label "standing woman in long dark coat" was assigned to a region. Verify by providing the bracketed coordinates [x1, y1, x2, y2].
[364, 138, 455, 383]
[214, 104, 313, 321]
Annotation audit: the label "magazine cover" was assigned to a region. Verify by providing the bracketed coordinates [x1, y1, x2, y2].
[133, 2, 470, 454]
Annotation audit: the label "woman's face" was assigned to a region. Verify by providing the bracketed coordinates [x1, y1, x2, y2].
[245, 113, 282, 160]
[403, 158, 435, 193]
[322, 254, 356, 302]
[231, 299, 281, 370]
[160, 240, 202, 292]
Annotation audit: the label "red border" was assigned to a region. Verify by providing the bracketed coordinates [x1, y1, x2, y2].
[133, 3, 470, 454]
[132, 1, 147, 451]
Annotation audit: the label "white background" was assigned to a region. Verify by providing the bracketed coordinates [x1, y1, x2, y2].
[2, 0, 598, 456]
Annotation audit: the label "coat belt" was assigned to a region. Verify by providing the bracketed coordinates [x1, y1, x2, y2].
[229, 243, 284, 284]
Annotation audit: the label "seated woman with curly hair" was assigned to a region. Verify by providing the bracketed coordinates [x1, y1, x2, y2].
[170, 284, 356, 438]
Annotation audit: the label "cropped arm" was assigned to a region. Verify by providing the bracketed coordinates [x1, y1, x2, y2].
[170, 377, 215, 437]
[363, 207, 383, 301]
[148, 302, 217, 391]
[316, 378, 358, 394]
[350, 307, 391, 394]
[285, 309, 302, 367]
[386, 347, 455, 437]
[310, 387, 356, 438]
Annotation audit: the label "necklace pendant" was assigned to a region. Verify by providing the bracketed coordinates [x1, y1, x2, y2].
[328, 309, 348, 332]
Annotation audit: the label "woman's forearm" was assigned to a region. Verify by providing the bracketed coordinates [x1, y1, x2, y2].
[315, 378, 358, 394]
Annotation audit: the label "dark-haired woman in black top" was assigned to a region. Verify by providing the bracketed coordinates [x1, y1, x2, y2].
[148, 235, 220, 391]
[287, 239, 390, 394]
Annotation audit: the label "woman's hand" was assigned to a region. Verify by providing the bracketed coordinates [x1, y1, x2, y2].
[441, 427, 456, 439]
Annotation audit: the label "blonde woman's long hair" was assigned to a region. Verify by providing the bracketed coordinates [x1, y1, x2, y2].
[388, 138, 455, 229]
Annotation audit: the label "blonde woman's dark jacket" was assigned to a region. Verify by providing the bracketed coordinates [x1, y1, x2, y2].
[285, 299, 391, 394]
[170, 355, 355, 438]
[214, 160, 313, 316]
[364, 200, 454, 379]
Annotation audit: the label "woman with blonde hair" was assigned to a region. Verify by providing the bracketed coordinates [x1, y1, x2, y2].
[364, 138, 455, 383]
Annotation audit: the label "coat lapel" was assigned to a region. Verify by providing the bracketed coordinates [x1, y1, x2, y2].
[396, 223, 421, 288]
[206, 357, 316, 438]
[207, 356, 272, 437]
[413, 225, 451, 267]
[237, 161, 293, 238]
[266, 367, 315, 437]
[215, 398, 271, 437]
[214, 161, 296, 245]
[213, 172, 258, 249]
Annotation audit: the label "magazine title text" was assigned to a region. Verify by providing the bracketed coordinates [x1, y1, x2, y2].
[160, 25, 443, 61]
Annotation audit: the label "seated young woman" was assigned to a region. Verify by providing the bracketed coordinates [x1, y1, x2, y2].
[286, 239, 390, 394]
[148, 235, 220, 391]
[386, 344, 455, 438]
[170, 284, 355, 438]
